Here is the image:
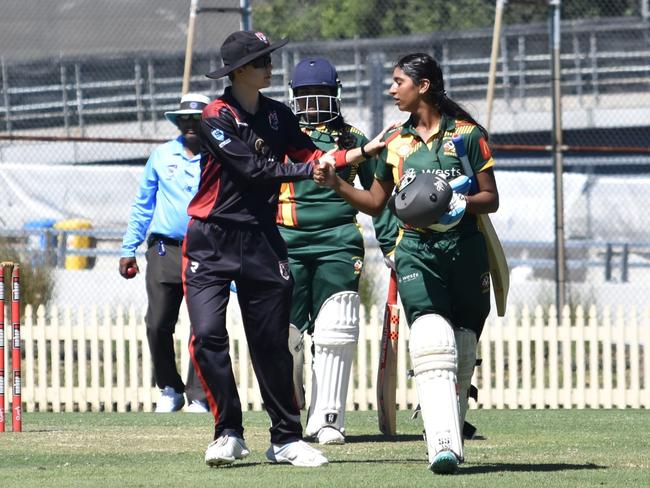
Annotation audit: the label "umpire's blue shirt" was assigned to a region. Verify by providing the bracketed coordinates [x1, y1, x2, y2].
[121, 136, 200, 257]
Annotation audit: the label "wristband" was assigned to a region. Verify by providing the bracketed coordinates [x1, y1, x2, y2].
[334, 149, 348, 169]
[360, 144, 371, 159]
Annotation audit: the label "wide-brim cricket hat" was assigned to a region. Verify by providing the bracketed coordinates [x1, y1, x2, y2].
[164, 93, 211, 125]
[206, 31, 288, 79]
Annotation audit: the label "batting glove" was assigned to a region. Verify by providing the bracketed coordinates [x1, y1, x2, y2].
[427, 192, 467, 232]
[448, 175, 473, 195]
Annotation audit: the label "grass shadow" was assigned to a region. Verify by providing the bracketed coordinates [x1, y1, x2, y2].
[344, 434, 423, 443]
[462, 462, 605, 474]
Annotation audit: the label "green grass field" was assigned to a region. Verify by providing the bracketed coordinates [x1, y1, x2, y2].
[1, 409, 649, 487]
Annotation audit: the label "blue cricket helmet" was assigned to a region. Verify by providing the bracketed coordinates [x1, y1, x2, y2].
[290, 58, 339, 89]
[289, 58, 342, 124]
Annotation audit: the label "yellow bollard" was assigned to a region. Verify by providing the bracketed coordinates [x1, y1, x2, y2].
[53, 219, 95, 270]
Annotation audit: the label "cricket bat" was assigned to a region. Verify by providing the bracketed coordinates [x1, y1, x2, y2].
[452, 134, 509, 317]
[377, 270, 400, 435]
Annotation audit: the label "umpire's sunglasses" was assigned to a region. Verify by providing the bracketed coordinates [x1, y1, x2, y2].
[178, 114, 202, 121]
[249, 55, 272, 69]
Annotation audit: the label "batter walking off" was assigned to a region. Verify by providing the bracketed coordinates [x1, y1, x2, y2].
[315, 53, 500, 474]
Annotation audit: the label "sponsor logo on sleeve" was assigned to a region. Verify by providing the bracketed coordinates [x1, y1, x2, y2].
[211, 128, 225, 141]
[479, 137, 492, 160]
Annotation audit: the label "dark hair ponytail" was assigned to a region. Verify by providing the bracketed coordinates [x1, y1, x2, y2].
[396, 53, 488, 140]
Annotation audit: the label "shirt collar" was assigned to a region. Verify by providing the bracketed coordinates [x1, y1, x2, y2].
[400, 115, 456, 140]
[171, 135, 199, 160]
[222, 85, 269, 118]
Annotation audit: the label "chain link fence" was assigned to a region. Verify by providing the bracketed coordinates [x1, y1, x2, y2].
[1, 0, 649, 313]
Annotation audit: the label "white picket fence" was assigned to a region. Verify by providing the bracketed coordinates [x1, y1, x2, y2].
[2, 302, 649, 413]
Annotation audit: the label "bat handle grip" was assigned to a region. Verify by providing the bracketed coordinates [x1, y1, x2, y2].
[387, 270, 398, 304]
[452, 133, 467, 158]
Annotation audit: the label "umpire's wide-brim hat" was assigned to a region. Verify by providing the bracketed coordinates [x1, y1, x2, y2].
[164, 93, 211, 125]
[206, 31, 288, 79]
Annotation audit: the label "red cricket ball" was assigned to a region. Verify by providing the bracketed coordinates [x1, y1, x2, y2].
[126, 266, 137, 278]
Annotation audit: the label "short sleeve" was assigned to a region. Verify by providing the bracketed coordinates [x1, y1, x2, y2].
[464, 125, 494, 174]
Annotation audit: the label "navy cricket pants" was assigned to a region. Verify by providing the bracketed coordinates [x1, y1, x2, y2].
[182, 218, 302, 444]
[144, 237, 205, 403]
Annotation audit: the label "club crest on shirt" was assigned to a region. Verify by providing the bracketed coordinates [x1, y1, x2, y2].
[268, 111, 279, 130]
[397, 144, 411, 157]
[211, 128, 225, 141]
[443, 139, 456, 156]
[255, 138, 268, 154]
[279, 260, 290, 280]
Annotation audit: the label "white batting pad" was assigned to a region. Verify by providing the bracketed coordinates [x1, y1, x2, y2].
[454, 328, 477, 431]
[288, 323, 306, 410]
[409, 314, 463, 463]
[306, 291, 360, 438]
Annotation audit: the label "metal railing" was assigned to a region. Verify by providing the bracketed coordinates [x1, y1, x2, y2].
[1, 17, 648, 135]
[3, 226, 649, 283]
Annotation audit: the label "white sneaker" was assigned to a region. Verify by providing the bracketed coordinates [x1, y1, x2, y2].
[185, 400, 209, 413]
[155, 386, 185, 413]
[316, 426, 345, 445]
[265, 440, 329, 467]
[205, 435, 250, 467]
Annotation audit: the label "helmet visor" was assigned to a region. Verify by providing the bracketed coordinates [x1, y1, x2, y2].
[290, 86, 340, 124]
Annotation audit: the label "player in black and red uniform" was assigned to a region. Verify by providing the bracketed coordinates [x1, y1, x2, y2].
[182, 31, 388, 468]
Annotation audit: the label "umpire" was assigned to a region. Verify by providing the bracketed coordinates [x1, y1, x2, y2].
[119, 93, 210, 413]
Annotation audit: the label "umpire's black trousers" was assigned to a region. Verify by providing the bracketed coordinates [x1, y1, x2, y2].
[145, 235, 204, 402]
[183, 219, 302, 444]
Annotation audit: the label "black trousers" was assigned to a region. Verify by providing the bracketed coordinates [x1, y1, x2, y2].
[183, 219, 302, 444]
[145, 237, 204, 403]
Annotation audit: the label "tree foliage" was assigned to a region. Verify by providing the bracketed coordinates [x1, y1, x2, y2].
[252, 0, 640, 41]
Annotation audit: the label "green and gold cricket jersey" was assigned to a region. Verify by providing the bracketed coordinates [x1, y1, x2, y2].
[278, 120, 398, 331]
[375, 115, 495, 237]
[277, 122, 397, 255]
[375, 116, 495, 333]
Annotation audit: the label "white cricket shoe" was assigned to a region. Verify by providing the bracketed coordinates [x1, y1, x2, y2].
[265, 440, 329, 467]
[155, 386, 185, 413]
[316, 426, 345, 445]
[205, 435, 250, 467]
[185, 400, 209, 413]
